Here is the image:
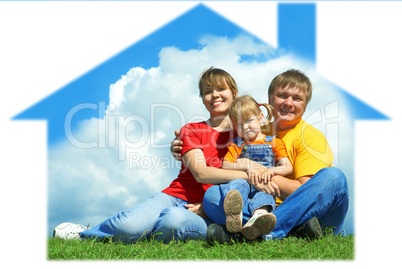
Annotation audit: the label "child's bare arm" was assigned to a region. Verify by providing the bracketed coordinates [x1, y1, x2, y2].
[260, 157, 292, 184]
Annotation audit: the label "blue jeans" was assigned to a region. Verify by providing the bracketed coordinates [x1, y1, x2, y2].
[204, 167, 349, 239]
[80, 192, 211, 243]
[203, 178, 276, 226]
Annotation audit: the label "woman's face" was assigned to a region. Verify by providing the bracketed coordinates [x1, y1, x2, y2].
[201, 82, 234, 118]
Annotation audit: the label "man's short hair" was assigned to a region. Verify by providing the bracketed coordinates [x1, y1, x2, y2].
[268, 69, 312, 104]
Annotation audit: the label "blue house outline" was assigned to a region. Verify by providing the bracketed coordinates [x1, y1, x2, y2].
[12, 4, 388, 141]
[12, 3, 389, 233]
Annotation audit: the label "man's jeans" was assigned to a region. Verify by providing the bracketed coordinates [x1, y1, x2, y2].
[203, 167, 349, 239]
[80, 192, 211, 243]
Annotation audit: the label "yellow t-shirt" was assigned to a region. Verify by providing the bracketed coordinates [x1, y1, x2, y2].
[263, 120, 334, 205]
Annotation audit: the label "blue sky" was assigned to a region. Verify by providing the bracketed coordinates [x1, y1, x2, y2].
[1, 1, 402, 266]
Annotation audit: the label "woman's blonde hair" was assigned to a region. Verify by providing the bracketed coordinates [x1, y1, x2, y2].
[198, 67, 238, 98]
[229, 95, 273, 125]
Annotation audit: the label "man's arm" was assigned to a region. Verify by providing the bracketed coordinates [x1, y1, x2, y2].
[271, 157, 293, 177]
[271, 175, 312, 200]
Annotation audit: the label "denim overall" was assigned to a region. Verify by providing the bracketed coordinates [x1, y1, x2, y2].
[205, 135, 278, 225]
[235, 135, 276, 169]
[235, 135, 277, 213]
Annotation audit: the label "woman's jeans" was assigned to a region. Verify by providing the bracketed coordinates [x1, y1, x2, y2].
[203, 167, 349, 239]
[80, 192, 211, 243]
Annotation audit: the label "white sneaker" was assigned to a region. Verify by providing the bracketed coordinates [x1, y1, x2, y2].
[241, 212, 276, 240]
[53, 222, 86, 240]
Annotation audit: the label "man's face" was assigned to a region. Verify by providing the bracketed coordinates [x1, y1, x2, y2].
[269, 86, 307, 131]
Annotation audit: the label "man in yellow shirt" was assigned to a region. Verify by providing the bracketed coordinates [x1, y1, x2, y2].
[203, 69, 349, 241]
[258, 70, 348, 240]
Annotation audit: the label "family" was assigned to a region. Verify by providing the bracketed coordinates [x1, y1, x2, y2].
[54, 67, 349, 244]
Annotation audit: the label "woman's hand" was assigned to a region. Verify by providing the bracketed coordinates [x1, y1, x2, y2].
[170, 129, 183, 161]
[185, 203, 207, 218]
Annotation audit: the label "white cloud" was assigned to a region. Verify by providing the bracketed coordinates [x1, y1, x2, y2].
[48, 34, 354, 232]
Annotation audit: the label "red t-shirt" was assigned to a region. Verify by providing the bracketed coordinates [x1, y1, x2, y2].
[162, 121, 237, 203]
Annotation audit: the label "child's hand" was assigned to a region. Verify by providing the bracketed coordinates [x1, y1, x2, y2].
[246, 168, 262, 185]
[261, 168, 275, 184]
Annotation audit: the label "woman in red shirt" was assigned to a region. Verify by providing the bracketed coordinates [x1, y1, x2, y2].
[54, 67, 259, 243]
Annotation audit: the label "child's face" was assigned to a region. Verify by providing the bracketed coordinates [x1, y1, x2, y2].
[234, 113, 264, 142]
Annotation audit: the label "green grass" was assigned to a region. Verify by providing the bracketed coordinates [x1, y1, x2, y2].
[48, 234, 354, 260]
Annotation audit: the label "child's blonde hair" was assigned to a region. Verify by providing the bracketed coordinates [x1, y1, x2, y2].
[198, 67, 238, 99]
[229, 95, 273, 125]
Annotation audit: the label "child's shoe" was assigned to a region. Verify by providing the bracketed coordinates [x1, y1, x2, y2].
[223, 189, 243, 233]
[241, 212, 276, 240]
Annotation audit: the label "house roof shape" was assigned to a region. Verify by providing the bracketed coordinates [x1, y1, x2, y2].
[12, 3, 389, 146]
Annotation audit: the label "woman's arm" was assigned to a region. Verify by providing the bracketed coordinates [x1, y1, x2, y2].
[222, 160, 247, 171]
[182, 148, 248, 184]
[222, 159, 264, 185]
[183, 148, 280, 196]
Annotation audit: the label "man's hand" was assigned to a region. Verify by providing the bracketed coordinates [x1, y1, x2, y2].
[253, 180, 280, 197]
[184, 203, 207, 218]
[170, 129, 183, 161]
